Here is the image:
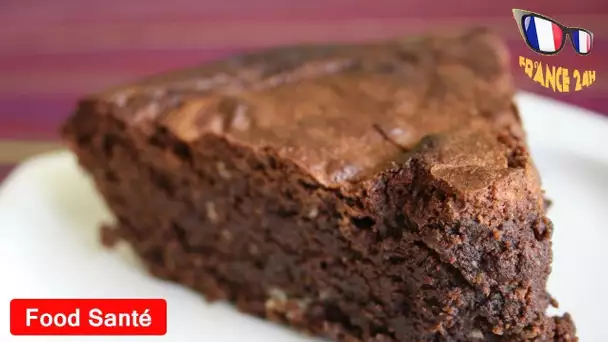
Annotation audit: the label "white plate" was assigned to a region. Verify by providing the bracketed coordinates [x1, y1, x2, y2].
[1, 92, 607, 342]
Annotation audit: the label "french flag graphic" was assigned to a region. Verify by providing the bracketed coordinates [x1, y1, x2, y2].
[572, 30, 592, 54]
[523, 16, 563, 52]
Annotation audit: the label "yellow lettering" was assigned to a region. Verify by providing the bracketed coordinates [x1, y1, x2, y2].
[573, 69, 582, 91]
[582, 71, 589, 87]
[525, 58, 534, 78]
[545, 65, 556, 91]
[521, 62, 588, 92]
[533, 62, 545, 85]
[562, 68, 570, 92]
[556, 68, 563, 92]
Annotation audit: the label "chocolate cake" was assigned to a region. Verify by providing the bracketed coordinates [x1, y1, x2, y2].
[62, 28, 577, 341]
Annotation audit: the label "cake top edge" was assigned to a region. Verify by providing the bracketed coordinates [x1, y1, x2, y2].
[72, 27, 520, 188]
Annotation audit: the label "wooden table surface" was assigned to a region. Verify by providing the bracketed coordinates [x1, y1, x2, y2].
[1, 0, 606, 182]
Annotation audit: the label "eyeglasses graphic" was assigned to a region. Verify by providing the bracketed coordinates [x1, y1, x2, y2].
[512, 9, 593, 56]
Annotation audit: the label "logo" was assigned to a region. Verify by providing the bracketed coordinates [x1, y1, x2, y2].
[513, 9, 593, 56]
[512, 9, 596, 92]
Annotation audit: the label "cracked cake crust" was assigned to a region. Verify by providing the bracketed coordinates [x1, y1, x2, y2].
[62, 28, 576, 341]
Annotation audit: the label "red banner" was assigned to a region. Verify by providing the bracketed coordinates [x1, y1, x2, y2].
[10, 299, 167, 336]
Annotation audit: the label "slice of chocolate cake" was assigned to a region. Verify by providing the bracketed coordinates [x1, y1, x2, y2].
[62, 28, 576, 341]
